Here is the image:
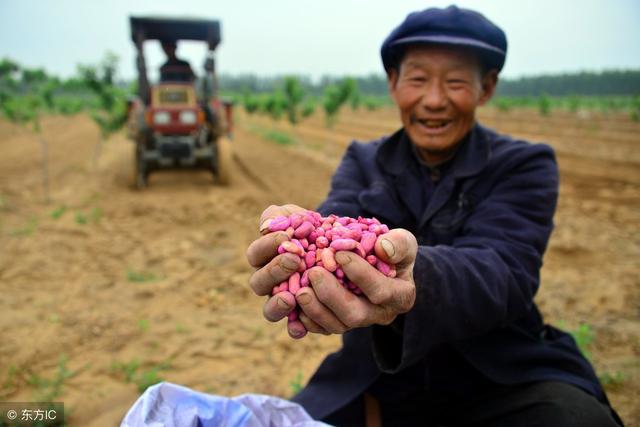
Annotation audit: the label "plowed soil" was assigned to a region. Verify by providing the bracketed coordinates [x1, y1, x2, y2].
[0, 107, 638, 426]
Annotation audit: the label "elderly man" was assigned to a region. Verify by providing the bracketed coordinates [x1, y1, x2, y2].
[246, 6, 622, 426]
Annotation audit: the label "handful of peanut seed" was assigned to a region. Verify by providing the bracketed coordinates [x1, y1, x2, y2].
[265, 210, 396, 325]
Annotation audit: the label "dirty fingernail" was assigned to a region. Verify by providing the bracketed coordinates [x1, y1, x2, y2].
[297, 293, 312, 305]
[281, 256, 300, 271]
[259, 219, 272, 233]
[335, 251, 351, 265]
[381, 239, 395, 258]
[309, 271, 322, 285]
[274, 232, 289, 245]
[277, 297, 289, 309]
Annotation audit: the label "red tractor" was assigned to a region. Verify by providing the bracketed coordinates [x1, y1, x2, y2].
[127, 16, 233, 188]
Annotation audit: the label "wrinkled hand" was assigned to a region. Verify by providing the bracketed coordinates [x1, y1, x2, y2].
[246, 204, 310, 338]
[296, 228, 417, 336]
[245, 204, 418, 339]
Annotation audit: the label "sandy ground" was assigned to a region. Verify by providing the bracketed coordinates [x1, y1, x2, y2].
[0, 107, 638, 426]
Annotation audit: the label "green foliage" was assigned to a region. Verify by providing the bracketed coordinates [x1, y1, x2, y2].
[568, 323, 594, 360]
[495, 97, 512, 112]
[127, 269, 159, 283]
[137, 319, 150, 332]
[301, 98, 316, 118]
[74, 212, 88, 225]
[283, 76, 305, 125]
[538, 94, 551, 116]
[323, 78, 357, 128]
[264, 91, 286, 121]
[111, 359, 172, 393]
[10, 217, 38, 236]
[50, 205, 67, 219]
[264, 129, 295, 145]
[111, 359, 140, 383]
[27, 354, 78, 401]
[363, 96, 384, 111]
[243, 92, 260, 114]
[78, 52, 129, 138]
[599, 371, 626, 387]
[289, 370, 304, 397]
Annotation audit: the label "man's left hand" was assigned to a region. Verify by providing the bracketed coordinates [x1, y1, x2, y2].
[295, 228, 418, 337]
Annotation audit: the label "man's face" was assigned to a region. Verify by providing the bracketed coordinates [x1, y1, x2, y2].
[388, 46, 497, 164]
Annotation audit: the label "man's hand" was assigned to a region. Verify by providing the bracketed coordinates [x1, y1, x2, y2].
[246, 204, 418, 339]
[246, 204, 310, 338]
[296, 228, 417, 335]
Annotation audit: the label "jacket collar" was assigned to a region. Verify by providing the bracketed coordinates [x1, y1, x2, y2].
[376, 122, 492, 180]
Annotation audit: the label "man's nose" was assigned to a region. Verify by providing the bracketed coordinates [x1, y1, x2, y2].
[420, 81, 447, 110]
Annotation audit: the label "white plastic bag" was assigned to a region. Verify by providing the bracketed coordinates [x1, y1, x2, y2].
[120, 382, 332, 427]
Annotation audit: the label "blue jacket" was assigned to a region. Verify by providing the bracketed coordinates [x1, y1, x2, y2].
[293, 123, 605, 419]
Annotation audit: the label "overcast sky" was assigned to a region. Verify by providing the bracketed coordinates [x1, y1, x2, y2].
[1, 0, 639, 81]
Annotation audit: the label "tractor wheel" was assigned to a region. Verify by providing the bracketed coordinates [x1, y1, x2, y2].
[135, 145, 149, 189]
[214, 137, 233, 186]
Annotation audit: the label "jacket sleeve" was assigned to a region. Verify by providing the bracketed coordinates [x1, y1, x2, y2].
[372, 144, 559, 373]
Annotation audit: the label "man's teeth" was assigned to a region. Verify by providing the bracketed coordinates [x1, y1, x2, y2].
[419, 119, 449, 128]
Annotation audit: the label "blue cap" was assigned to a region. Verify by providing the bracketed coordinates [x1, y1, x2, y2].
[381, 5, 507, 73]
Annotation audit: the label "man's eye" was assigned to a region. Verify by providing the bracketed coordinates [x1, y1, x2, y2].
[409, 76, 426, 82]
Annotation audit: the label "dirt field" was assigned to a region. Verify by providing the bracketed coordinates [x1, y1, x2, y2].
[0, 107, 638, 426]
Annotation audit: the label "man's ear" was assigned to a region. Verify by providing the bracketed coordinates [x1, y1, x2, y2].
[478, 69, 498, 106]
[387, 69, 399, 103]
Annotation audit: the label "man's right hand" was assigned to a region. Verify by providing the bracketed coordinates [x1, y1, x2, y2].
[245, 204, 309, 338]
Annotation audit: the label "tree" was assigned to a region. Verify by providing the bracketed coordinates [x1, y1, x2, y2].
[282, 76, 305, 125]
[1, 94, 51, 203]
[77, 52, 129, 168]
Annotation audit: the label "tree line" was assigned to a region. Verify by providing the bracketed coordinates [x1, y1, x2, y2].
[219, 69, 640, 97]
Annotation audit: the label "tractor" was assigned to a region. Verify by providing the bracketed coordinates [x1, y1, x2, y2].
[127, 16, 233, 188]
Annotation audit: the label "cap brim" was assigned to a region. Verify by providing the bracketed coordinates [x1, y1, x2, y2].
[390, 34, 505, 56]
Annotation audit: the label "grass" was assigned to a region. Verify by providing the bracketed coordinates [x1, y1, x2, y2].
[74, 211, 87, 225]
[137, 319, 150, 332]
[26, 354, 78, 401]
[289, 370, 304, 397]
[568, 323, 594, 360]
[561, 322, 627, 387]
[110, 359, 172, 392]
[247, 124, 296, 146]
[9, 216, 37, 236]
[263, 129, 295, 145]
[175, 323, 189, 334]
[127, 269, 159, 283]
[50, 205, 67, 219]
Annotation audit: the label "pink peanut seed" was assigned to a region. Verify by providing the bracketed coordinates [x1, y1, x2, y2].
[300, 270, 310, 287]
[290, 213, 304, 229]
[294, 221, 314, 239]
[360, 232, 377, 254]
[321, 249, 337, 272]
[366, 255, 378, 265]
[268, 216, 291, 231]
[289, 272, 301, 295]
[316, 236, 329, 249]
[305, 251, 316, 269]
[330, 238, 359, 251]
[279, 281, 289, 292]
[280, 241, 304, 256]
[285, 226, 295, 238]
[376, 259, 392, 276]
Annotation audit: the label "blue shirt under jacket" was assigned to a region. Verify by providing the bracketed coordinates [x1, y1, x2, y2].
[292, 123, 605, 420]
